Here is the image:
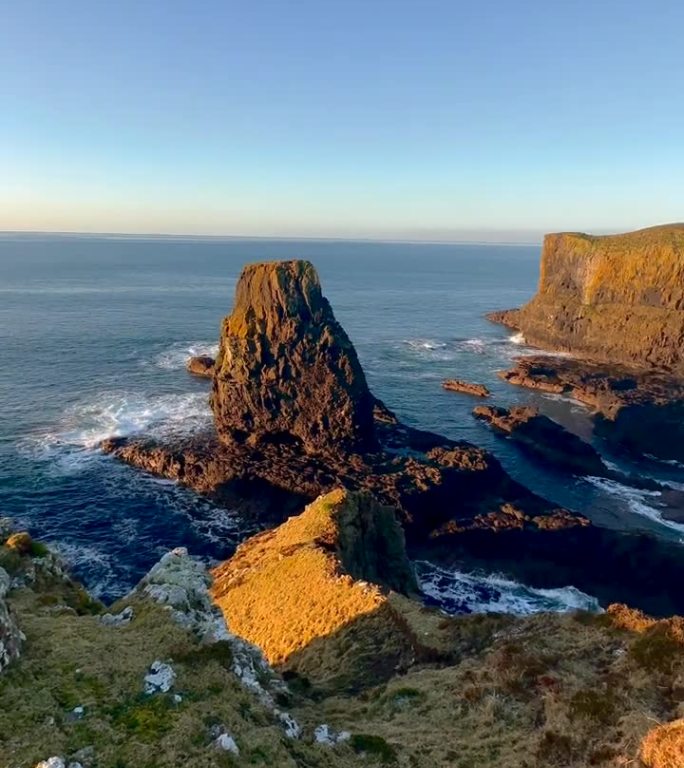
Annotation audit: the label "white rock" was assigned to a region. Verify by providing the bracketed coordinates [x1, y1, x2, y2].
[143, 660, 176, 694]
[100, 605, 134, 627]
[0, 566, 23, 673]
[173, 693, 183, 703]
[132, 548, 227, 641]
[214, 733, 240, 755]
[314, 724, 351, 746]
[277, 710, 302, 739]
[35, 759, 65, 768]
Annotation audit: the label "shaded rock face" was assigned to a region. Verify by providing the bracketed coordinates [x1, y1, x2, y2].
[489, 225, 684, 373]
[211, 260, 376, 454]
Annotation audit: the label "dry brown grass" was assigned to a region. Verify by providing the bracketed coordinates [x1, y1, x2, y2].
[641, 718, 684, 768]
[211, 489, 393, 665]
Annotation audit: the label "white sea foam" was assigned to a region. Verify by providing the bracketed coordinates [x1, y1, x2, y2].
[47, 540, 132, 599]
[509, 331, 526, 345]
[415, 560, 601, 615]
[584, 476, 684, 535]
[153, 341, 219, 370]
[21, 390, 212, 472]
[405, 338, 448, 351]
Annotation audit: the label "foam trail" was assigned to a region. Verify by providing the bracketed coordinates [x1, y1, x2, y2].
[154, 341, 219, 370]
[415, 561, 601, 615]
[585, 476, 684, 535]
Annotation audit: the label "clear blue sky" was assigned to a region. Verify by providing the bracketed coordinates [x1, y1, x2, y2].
[1, 0, 683, 241]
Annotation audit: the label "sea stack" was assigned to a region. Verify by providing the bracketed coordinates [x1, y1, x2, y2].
[210, 260, 377, 454]
[490, 224, 684, 373]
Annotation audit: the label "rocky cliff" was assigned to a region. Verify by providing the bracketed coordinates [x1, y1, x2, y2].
[490, 224, 684, 372]
[211, 260, 376, 453]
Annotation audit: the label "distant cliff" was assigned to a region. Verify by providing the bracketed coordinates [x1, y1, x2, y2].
[490, 224, 684, 373]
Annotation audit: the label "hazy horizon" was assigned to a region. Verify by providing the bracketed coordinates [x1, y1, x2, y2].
[2, 1, 683, 239]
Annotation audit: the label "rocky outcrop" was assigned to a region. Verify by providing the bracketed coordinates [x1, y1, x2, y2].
[211, 489, 456, 690]
[442, 379, 490, 397]
[488, 224, 684, 372]
[186, 355, 215, 378]
[499, 355, 684, 461]
[473, 404, 606, 475]
[0, 567, 22, 673]
[211, 260, 376, 453]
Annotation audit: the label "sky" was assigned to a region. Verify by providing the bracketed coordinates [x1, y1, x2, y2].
[1, 0, 683, 242]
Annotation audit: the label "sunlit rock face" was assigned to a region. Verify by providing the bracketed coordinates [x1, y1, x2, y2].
[210, 260, 377, 454]
[490, 224, 684, 373]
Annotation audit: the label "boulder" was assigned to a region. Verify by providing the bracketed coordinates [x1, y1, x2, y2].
[186, 355, 215, 378]
[210, 260, 376, 453]
[442, 379, 490, 397]
[488, 224, 684, 373]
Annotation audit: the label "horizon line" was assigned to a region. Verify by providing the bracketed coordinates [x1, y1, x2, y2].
[0, 228, 545, 247]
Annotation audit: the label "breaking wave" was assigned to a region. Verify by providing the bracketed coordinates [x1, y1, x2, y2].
[584, 476, 684, 535]
[153, 341, 219, 370]
[415, 560, 601, 615]
[21, 390, 212, 473]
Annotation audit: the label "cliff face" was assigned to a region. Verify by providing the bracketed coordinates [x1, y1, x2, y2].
[211, 260, 376, 453]
[496, 225, 684, 372]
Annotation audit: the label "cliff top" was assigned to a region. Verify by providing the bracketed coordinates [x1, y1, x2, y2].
[546, 223, 684, 247]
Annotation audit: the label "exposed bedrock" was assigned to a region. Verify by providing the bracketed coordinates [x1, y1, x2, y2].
[488, 224, 684, 372]
[103, 258, 684, 615]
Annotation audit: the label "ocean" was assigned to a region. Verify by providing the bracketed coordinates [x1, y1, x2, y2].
[2, 234, 683, 612]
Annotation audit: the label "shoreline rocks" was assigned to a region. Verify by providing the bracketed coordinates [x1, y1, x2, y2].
[186, 355, 215, 378]
[442, 379, 490, 397]
[473, 404, 607, 476]
[498, 355, 684, 461]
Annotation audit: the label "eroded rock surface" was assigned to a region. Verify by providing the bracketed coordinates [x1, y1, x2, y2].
[0, 567, 22, 673]
[473, 404, 606, 476]
[211, 260, 377, 454]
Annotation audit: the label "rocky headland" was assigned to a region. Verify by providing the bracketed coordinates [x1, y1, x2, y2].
[487, 224, 684, 462]
[99, 258, 684, 616]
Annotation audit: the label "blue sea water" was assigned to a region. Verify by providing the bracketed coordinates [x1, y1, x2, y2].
[1, 234, 683, 611]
